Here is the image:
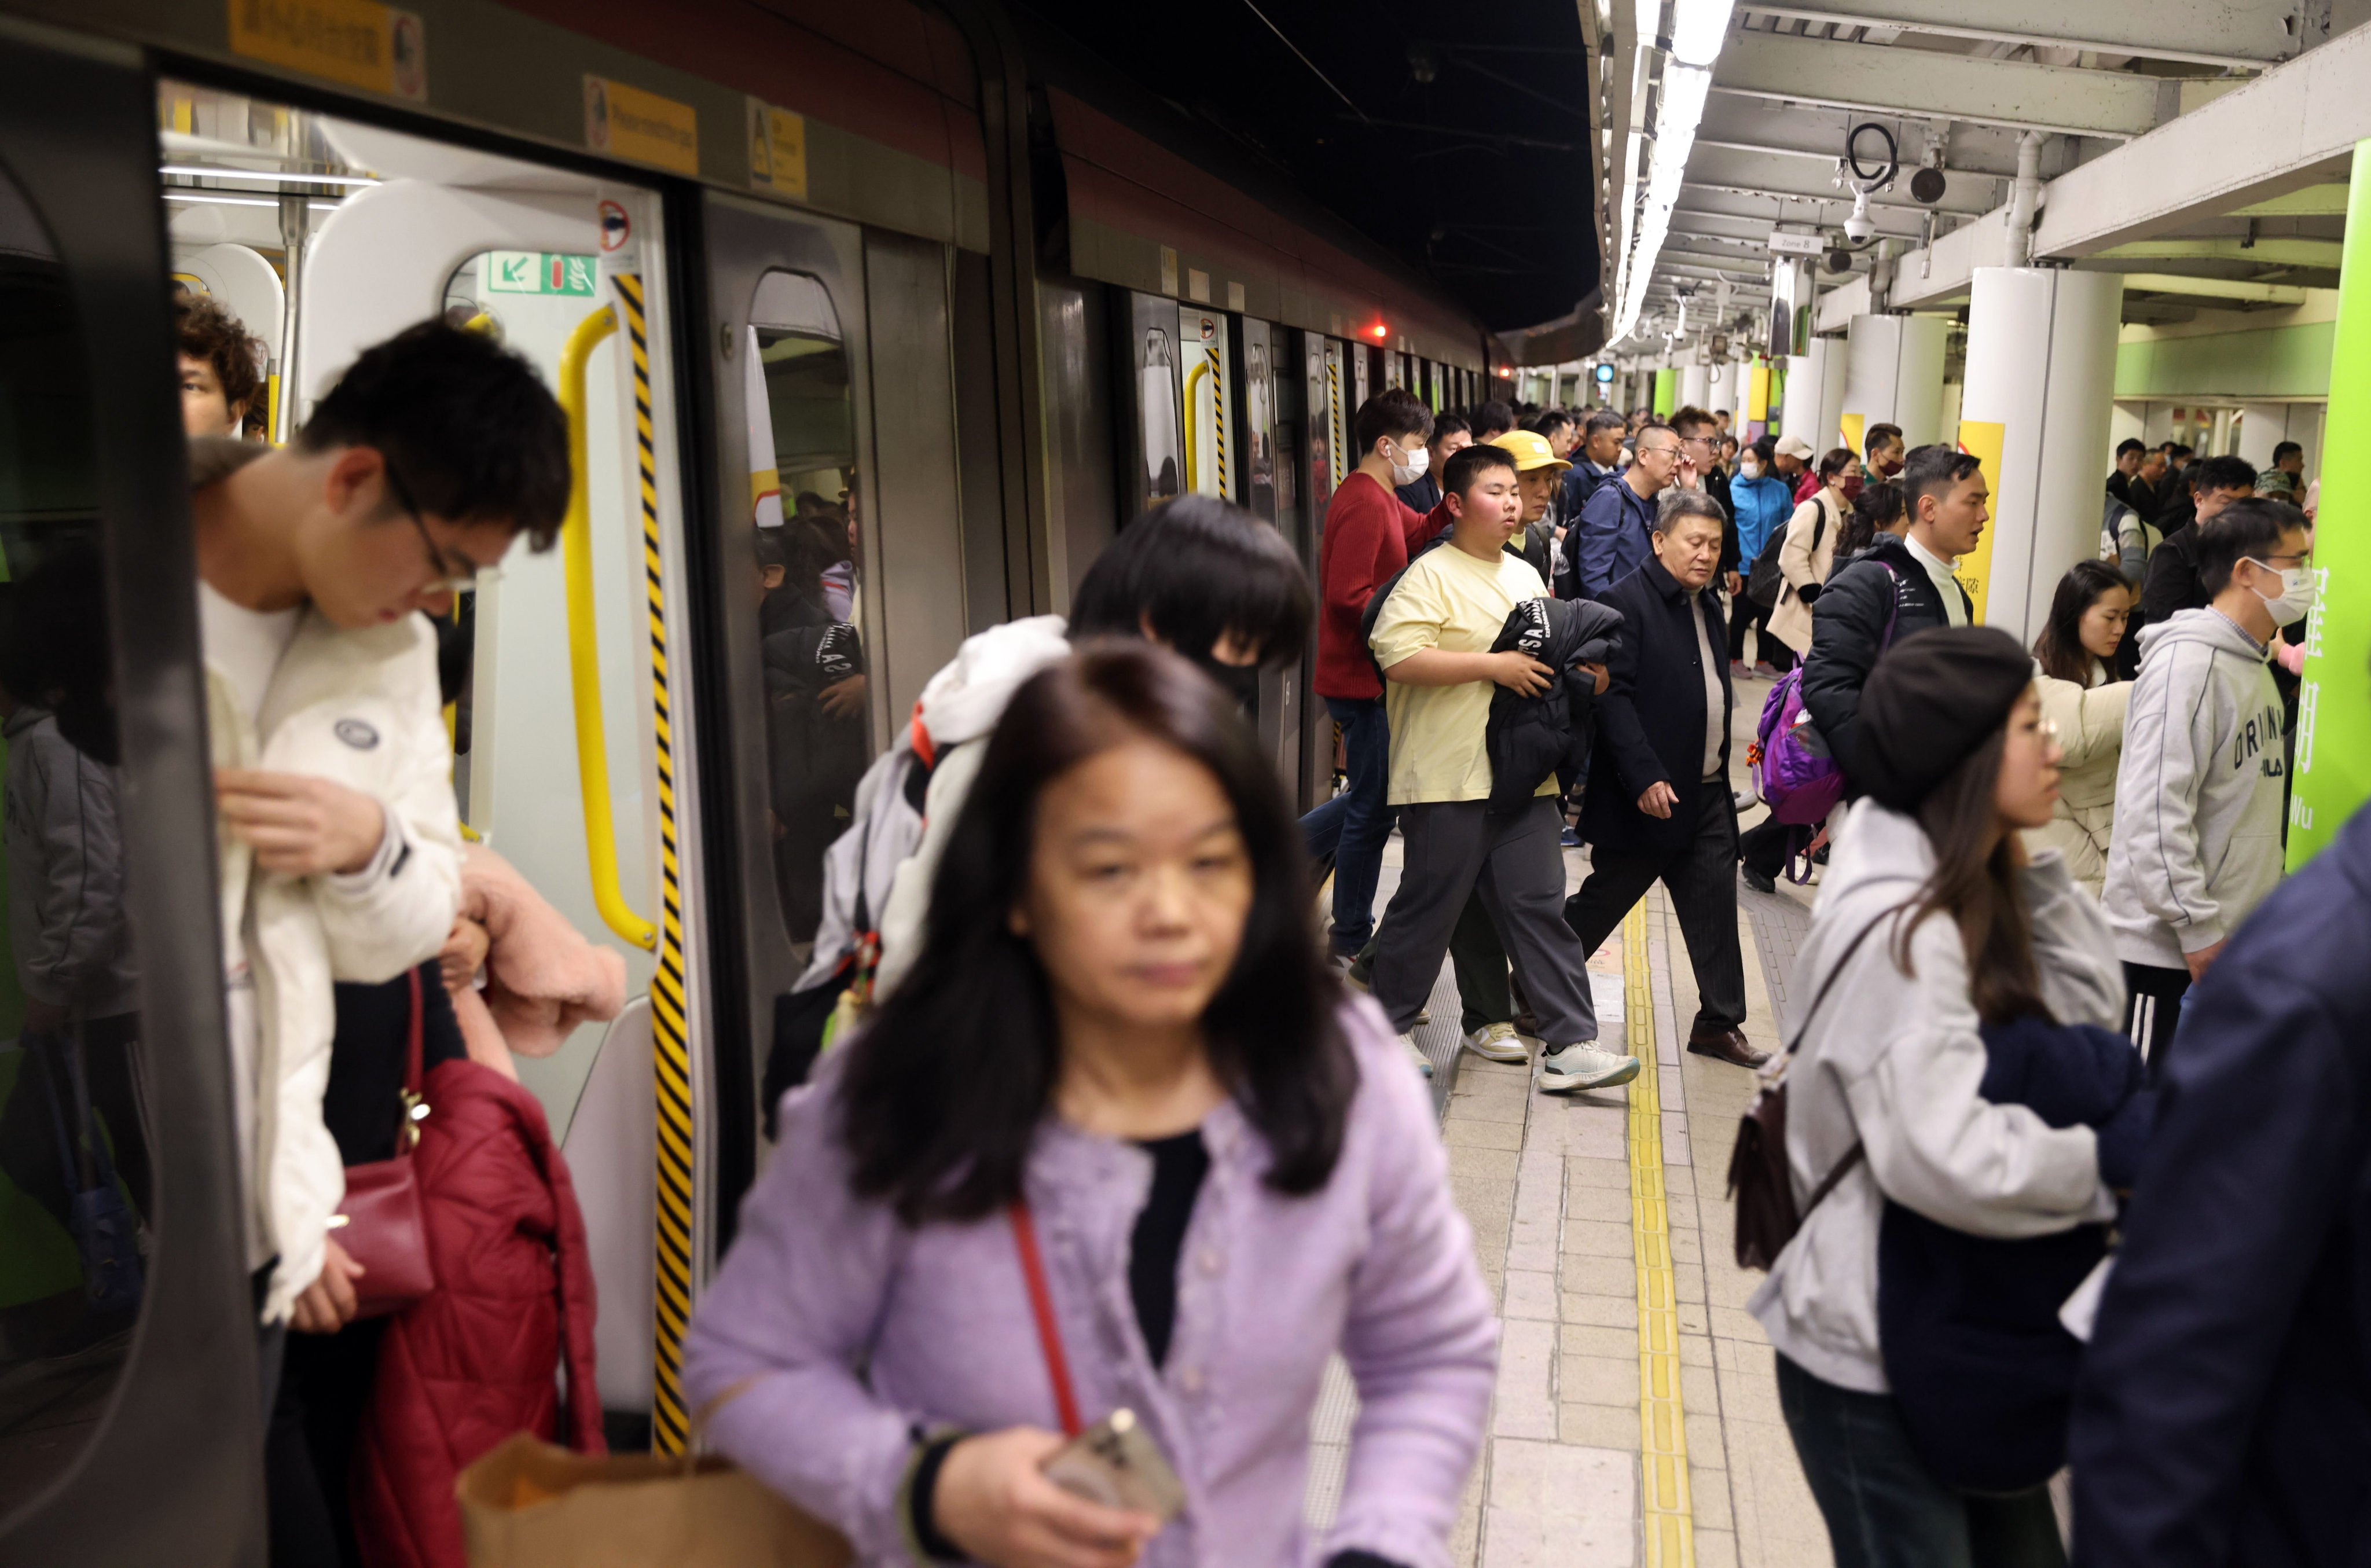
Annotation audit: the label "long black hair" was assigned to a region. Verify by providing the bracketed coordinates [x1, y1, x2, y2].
[1068, 495, 1313, 667]
[1892, 730, 2050, 1027]
[2032, 559, 2131, 686]
[836, 641, 1353, 1224]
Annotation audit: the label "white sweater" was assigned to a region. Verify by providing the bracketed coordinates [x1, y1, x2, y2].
[1748, 803, 2123, 1392]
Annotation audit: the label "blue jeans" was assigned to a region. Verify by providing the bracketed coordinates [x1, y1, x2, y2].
[1775, 1354, 2064, 1568]
[1300, 696, 1394, 954]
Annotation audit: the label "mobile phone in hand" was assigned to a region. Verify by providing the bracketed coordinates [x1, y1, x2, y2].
[1041, 1408, 1186, 1523]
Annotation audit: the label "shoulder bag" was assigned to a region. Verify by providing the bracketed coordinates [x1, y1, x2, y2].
[333, 967, 438, 1317]
[1727, 917, 1888, 1271]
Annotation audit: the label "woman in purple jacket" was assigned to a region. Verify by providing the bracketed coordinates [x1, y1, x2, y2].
[687, 642, 1498, 1568]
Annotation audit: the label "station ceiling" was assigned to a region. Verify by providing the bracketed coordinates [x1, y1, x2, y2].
[1010, 0, 1603, 335]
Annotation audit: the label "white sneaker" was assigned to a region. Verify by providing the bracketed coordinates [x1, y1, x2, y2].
[1463, 1021, 1537, 1064]
[1536, 1042, 1642, 1095]
[1399, 1031, 1435, 1079]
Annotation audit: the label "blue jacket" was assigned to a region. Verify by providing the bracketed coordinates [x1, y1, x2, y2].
[2069, 799, 2371, 1567]
[1728, 473, 1794, 567]
[1571, 475, 1658, 599]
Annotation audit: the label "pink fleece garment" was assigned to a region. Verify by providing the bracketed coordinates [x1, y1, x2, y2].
[450, 844, 627, 1079]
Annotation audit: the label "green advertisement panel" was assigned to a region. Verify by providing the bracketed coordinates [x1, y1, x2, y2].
[2289, 144, 2371, 867]
[1653, 368, 1676, 417]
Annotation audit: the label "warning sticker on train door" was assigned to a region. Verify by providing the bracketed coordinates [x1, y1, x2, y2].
[584, 75, 700, 176]
[482, 252, 596, 296]
[746, 99, 809, 200]
[228, 0, 428, 101]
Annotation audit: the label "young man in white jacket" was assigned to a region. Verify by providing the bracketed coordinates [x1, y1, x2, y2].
[2100, 498, 2308, 1071]
[192, 324, 567, 1374]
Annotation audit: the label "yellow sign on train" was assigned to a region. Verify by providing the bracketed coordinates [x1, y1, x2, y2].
[583, 75, 699, 177]
[747, 99, 809, 201]
[228, 0, 427, 101]
[1953, 418, 2003, 624]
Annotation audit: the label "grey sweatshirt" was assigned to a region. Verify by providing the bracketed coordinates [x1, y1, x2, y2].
[2100, 609, 2288, 970]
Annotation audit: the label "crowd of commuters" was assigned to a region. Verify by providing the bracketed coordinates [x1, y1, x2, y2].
[57, 304, 2361, 1568]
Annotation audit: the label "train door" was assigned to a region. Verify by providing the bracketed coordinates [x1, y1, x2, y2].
[1350, 340, 1371, 418]
[1118, 291, 1184, 518]
[1231, 317, 1295, 781]
[1177, 306, 1232, 502]
[0, 32, 265, 1564]
[163, 82, 727, 1457]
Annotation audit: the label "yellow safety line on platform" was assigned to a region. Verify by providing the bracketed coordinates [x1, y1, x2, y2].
[1624, 904, 1694, 1567]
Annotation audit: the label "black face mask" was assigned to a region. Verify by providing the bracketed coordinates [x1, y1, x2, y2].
[1191, 653, 1264, 710]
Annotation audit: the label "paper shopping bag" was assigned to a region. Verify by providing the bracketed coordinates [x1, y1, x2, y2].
[457, 1432, 852, 1568]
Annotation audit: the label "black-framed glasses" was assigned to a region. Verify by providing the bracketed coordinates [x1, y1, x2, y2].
[383, 462, 479, 593]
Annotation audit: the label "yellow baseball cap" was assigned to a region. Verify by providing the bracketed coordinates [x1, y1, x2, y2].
[1489, 428, 1572, 475]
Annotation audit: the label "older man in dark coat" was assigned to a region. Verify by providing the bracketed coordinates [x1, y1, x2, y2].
[1563, 488, 1766, 1068]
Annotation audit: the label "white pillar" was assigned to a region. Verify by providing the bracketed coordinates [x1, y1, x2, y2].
[1781, 339, 1835, 450]
[1679, 354, 1712, 412]
[1842, 314, 1948, 450]
[1958, 267, 2123, 639]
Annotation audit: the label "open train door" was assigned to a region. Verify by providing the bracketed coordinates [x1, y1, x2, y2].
[0, 21, 264, 1565]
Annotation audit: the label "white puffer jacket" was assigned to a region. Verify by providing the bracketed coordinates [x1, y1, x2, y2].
[209, 611, 460, 1325]
[2021, 660, 2130, 899]
[1748, 802, 2123, 1393]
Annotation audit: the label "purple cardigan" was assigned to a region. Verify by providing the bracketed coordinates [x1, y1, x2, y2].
[685, 996, 1498, 1568]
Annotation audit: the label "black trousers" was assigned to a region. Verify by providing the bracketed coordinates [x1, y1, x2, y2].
[1729, 592, 1793, 670]
[1739, 811, 1793, 880]
[1566, 785, 1748, 1034]
[267, 1317, 388, 1568]
[2122, 961, 2190, 1081]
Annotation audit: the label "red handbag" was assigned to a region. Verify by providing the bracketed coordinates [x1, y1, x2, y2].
[332, 968, 438, 1318]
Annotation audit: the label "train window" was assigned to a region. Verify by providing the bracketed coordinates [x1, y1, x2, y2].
[0, 159, 150, 1514]
[745, 269, 866, 945]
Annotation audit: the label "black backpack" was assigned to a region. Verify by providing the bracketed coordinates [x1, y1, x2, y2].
[1748, 495, 1832, 609]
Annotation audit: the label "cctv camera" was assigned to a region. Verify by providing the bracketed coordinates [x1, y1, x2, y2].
[1843, 189, 1875, 245]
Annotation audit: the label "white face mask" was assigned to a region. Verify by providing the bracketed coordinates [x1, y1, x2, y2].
[2243, 558, 2317, 626]
[1386, 440, 1429, 487]
[1738, 457, 1761, 478]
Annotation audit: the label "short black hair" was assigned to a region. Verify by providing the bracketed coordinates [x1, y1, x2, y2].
[298, 321, 568, 550]
[1671, 405, 1717, 440]
[1750, 435, 1777, 464]
[1430, 412, 1471, 444]
[1442, 442, 1517, 501]
[1528, 410, 1573, 438]
[2189, 453, 2258, 497]
[1583, 410, 1625, 439]
[1654, 488, 1726, 535]
[1473, 399, 1515, 439]
[1067, 494, 1312, 666]
[2115, 438, 2146, 459]
[1352, 388, 1433, 457]
[2273, 441, 2304, 464]
[1900, 442, 1983, 513]
[1818, 446, 1858, 481]
[1866, 422, 1904, 457]
[2170, 443, 2195, 460]
[2196, 497, 2308, 596]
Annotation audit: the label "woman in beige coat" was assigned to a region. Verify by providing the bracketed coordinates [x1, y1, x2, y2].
[1767, 447, 1859, 655]
[2023, 559, 2135, 897]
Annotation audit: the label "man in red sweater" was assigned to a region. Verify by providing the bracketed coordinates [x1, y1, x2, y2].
[1304, 388, 1436, 957]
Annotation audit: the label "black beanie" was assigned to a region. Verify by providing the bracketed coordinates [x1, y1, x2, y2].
[1851, 626, 2036, 813]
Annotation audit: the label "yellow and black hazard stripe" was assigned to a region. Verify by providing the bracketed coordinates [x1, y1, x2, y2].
[610, 270, 698, 1456]
[1326, 350, 1344, 488]
[1206, 343, 1227, 500]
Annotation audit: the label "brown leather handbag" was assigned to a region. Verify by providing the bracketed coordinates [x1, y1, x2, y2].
[331, 968, 437, 1317]
[1728, 919, 1883, 1271]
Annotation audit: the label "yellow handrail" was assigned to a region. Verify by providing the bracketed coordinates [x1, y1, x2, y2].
[557, 303, 657, 952]
[1182, 359, 1210, 494]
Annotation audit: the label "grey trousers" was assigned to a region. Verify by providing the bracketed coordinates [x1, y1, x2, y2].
[1372, 796, 1599, 1046]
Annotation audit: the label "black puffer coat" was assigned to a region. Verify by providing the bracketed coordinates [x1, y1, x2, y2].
[1799, 531, 1970, 773]
[1484, 594, 1625, 813]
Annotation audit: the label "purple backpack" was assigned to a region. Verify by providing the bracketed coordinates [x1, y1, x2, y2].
[1749, 565, 1902, 858]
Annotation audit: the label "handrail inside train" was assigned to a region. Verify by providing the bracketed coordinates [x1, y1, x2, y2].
[557, 300, 658, 952]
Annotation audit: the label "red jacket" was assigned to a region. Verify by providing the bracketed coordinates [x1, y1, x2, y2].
[1314, 473, 1433, 701]
[353, 1059, 603, 1568]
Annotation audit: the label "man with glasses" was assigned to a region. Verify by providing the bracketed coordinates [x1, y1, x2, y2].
[1669, 405, 1734, 597]
[1571, 418, 1681, 598]
[2102, 498, 2307, 1073]
[190, 321, 567, 1394]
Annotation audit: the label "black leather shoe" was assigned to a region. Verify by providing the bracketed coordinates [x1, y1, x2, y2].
[1687, 1027, 1771, 1069]
[1740, 864, 1777, 895]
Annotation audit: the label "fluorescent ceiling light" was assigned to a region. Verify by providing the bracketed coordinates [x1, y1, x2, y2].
[1607, 0, 1738, 350]
[158, 164, 379, 186]
[164, 192, 339, 211]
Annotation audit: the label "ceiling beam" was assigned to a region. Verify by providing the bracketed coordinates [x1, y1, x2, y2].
[1710, 31, 2161, 137]
[2117, 272, 2314, 304]
[1694, 93, 2050, 181]
[2229, 183, 2350, 218]
[1736, 0, 2293, 68]
[1685, 144, 1999, 215]
[2095, 237, 2344, 268]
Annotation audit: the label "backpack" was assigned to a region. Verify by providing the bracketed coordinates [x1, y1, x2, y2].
[1745, 564, 1900, 878]
[1747, 494, 1830, 609]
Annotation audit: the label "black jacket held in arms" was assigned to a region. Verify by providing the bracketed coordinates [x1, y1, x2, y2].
[2068, 795, 2371, 1568]
[1798, 531, 1970, 774]
[1580, 555, 1734, 857]
[1483, 594, 1625, 814]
